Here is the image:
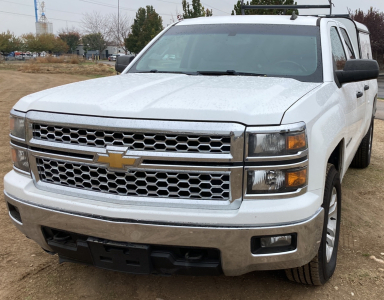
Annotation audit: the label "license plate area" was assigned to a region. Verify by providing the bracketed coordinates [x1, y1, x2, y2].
[87, 237, 152, 274]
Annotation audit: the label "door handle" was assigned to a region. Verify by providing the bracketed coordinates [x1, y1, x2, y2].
[356, 91, 364, 98]
[364, 85, 370, 91]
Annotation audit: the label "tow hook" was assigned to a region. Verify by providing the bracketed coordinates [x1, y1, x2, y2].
[185, 250, 204, 262]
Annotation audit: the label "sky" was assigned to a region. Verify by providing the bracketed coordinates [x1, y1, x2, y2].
[1, 0, 384, 36]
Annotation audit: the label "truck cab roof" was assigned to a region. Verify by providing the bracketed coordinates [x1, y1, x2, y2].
[177, 15, 320, 26]
[176, 14, 369, 33]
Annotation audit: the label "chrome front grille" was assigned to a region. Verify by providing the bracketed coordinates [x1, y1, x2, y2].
[32, 124, 231, 154]
[36, 158, 231, 200]
[27, 112, 245, 209]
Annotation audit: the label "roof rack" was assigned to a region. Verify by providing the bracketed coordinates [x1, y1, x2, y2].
[240, 0, 334, 15]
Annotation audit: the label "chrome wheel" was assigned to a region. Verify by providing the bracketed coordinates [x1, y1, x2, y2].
[326, 187, 338, 262]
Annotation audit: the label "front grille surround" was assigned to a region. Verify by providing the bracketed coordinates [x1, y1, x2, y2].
[26, 112, 246, 209]
[36, 158, 231, 201]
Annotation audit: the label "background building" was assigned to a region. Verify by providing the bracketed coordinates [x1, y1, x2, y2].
[35, 1, 53, 35]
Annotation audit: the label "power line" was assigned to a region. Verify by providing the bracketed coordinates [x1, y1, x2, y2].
[0, 0, 84, 16]
[0, 9, 82, 23]
[78, 0, 175, 16]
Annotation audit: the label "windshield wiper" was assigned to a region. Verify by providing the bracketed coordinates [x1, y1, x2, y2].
[136, 70, 195, 75]
[196, 70, 266, 76]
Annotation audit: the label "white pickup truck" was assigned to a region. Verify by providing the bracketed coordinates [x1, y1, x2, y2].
[5, 9, 379, 285]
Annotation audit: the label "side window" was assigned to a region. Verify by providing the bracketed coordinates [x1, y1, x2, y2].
[359, 32, 372, 59]
[340, 28, 355, 59]
[330, 27, 347, 70]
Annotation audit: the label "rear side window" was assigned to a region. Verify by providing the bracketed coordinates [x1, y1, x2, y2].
[340, 28, 355, 59]
[330, 27, 347, 70]
[359, 32, 372, 59]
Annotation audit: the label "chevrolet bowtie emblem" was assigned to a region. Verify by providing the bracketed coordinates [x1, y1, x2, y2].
[96, 146, 141, 170]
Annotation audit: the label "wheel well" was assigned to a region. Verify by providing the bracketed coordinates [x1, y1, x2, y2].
[328, 140, 344, 173]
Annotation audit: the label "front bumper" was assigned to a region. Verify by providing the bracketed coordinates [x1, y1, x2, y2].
[5, 191, 324, 276]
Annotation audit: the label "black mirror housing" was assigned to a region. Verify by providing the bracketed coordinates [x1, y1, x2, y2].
[115, 55, 135, 73]
[336, 59, 379, 85]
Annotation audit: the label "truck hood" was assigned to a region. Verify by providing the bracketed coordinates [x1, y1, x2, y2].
[14, 73, 321, 126]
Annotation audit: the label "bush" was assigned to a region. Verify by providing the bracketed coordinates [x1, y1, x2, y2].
[69, 56, 80, 64]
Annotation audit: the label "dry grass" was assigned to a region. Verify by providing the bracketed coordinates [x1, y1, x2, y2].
[34, 55, 82, 64]
[21, 64, 41, 73]
[35, 56, 65, 64]
[4, 54, 114, 76]
[18, 61, 115, 76]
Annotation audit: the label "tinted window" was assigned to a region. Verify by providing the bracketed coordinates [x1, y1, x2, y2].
[129, 24, 323, 83]
[330, 27, 347, 70]
[340, 28, 355, 59]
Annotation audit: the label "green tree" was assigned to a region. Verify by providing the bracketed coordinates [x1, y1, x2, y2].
[58, 30, 81, 54]
[0, 31, 21, 54]
[82, 33, 107, 54]
[350, 8, 384, 61]
[182, 0, 212, 19]
[125, 6, 163, 54]
[22, 33, 69, 54]
[232, 0, 298, 15]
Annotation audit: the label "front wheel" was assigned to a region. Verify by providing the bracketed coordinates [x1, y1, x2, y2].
[285, 164, 341, 285]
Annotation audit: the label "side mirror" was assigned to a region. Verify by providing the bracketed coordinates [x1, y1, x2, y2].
[115, 55, 135, 73]
[336, 59, 379, 85]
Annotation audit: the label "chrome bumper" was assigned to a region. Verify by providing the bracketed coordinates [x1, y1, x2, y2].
[5, 192, 324, 276]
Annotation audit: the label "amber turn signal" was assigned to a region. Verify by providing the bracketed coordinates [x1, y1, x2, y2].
[11, 148, 17, 164]
[286, 133, 306, 151]
[286, 169, 307, 188]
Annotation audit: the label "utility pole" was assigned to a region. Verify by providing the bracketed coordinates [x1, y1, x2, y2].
[118, 0, 120, 49]
[34, 0, 38, 22]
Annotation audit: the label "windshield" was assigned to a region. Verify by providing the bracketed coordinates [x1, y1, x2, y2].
[129, 24, 323, 82]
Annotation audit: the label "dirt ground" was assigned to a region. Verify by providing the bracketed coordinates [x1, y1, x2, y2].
[0, 70, 383, 300]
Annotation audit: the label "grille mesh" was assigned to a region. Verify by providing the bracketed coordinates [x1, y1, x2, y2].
[36, 158, 230, 200]
[32, 124, 231, 153]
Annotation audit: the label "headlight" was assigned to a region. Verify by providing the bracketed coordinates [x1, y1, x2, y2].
[10, 114, 26, 140]
[247, 167, 307, 194]
[11, 145, 30, 173]
[247, 122, 307, 158]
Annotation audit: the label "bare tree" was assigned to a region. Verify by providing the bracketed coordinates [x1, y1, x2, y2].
[81, 11, 111, 42]
[108, 13, 132, 54]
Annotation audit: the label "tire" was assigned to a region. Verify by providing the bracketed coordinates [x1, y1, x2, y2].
[285, 164, 341, 285]
[350, 119, 374, 169]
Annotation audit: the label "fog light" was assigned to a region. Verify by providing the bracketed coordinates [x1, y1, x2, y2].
[7, 202, 22, 223]
[251, 234, 297, 254]
[261, 235, 292, 248]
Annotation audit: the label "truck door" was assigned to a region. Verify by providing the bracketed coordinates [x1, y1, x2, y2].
[329, 25, 366, 163]
[339, 27, 369, 134]
[359, 31, 377, 125]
